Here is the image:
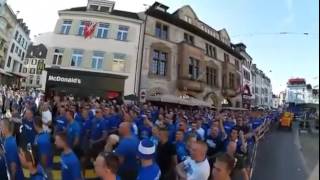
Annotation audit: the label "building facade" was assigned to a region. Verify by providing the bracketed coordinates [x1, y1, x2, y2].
[4, 18, 30, 87]
[285, 78, 319, 105]
[140, 2, 243, 107]
[251, 64, 272, 108]
[233, 43, 253, 109]
[0, 1, 18, 83]
[272, 94, 279, 109]
[37, 0, 143, 98]
[21, 44, 47, 88]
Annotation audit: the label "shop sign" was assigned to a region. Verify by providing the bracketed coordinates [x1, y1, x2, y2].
[48, 75, 81, 84]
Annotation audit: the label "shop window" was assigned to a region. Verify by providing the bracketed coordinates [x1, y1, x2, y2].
[112, 53, 126, 72]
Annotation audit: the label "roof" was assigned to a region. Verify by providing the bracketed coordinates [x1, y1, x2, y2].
[146, 7, 243, 59]
[60, 6, 140, 20]
[26, 44, 48, 59]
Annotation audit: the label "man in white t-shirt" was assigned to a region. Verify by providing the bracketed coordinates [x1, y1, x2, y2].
[176, 140, 210, 180]
[41, 102, 52, 132]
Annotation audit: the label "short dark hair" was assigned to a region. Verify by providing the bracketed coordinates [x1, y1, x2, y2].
[100, 152, 120, 174]
[20, 144, 39, 167]
[55, 132, 68, 144]
[66, 110, 74, 118]
[33, 116, 43, 128]
[215, 153, 236, 171]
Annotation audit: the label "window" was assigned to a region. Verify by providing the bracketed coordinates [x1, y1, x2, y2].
[224, 53, 229, 63]
[78, 21, 88, 36]
[100, 6, 109, 12]
[60, 20, 72, 35]
[15, 46, 18, 53]
[244, 70, 250, 81]
[24, 59, 28, 65]
[14, 31, 19, 40]
[36, 76, 41, 85]
[53, 48, 64, 65]
[29, 75, 33, 84]
[213, 69, 217, 86]
[36, 69, 42, 75]
[22, 68, 27, 73]
[21, 52, 25, 61]
[21, 38, 25, 46]
[184, 33, 194, 45]
[92, 51, 104, 70]
[189, 57, 199, 80]
[31, 59, 37, 65]
[7, 56, 11, 67]
[229, 73, 235, 89]
[155, 22, 168, 40]
[89, 5, 99, 11]
[25, 43, 28, 49]
[97, 23, 109, 39]
[206, 68, 218, 87]
[117, 25, 128, 41]
[112, 53, 126, 72]
[29, 68, 36, 74]
[71, 49, 83, 67]
[235, 59, 240, 70]
[184, 16, 192, 24]
[18, 49, 22, 57]
[18, 35, 22, 44]
[10, 43, 15, 53]
[151, 50, 167, 76]
[19, 64, 22, 72]
[205, 43, 217, 58]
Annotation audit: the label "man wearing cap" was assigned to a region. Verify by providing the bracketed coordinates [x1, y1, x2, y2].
[137, 139, 161, 180]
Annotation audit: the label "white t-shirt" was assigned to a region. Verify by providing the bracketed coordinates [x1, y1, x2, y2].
[42, 110, 52, 132]
[196, 128, 205, 141]
[183, 157, 210, 180]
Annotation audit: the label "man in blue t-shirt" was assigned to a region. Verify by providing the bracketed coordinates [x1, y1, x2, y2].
[20, 110, 37, 147]
[33, 116, 53, 180]
[89, 108, 108, 158]
[54, 106, 67, 133]
[115, 122, 139, 180]
[0, 119, 24, 180]
[137, 139, 161, 180]
[55, 132, 82, 180]
[174, 130, 188, 163]
[66, 110, 81, 149]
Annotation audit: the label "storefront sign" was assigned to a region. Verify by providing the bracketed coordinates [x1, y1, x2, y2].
[48, 75, 81, 84]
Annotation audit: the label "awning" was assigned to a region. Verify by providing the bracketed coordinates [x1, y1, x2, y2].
[0, 69, 13, 76]
[147, 94, 213, 107]
[9, 72, 27, 78]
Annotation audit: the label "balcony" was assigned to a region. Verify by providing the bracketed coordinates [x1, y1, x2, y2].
[178, 77, 205, 92]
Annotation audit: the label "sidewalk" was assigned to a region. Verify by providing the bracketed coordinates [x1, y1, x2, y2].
[299, 131, 319, 174]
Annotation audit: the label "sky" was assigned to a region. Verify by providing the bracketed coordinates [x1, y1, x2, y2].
[6, 0, 319, 94]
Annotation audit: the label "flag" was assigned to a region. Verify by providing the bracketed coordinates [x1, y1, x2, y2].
[84, 22, 97, 39]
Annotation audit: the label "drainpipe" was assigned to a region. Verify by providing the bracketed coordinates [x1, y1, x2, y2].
[137, 12, 148, 105]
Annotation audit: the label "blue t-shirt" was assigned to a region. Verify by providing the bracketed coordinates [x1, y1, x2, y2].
[109, 114, 121, 130]
[60, 151, 82, 180]
[0, 142, 8, 180]
[80, 117, 92, 142]
[175, 141, 188, 163]
[4, 136, 24, 180]
[139, 126, 152, 139]
[67, 121, 81, 147]
[90, 118, 107, 141]
[30, 165, 47, 180]
[115, 136, 139, 173]
[21, 119, 37, 145]
[137, 163, 161, 180]
[34, 132, 53, 167]
[55, 115, 67, 132]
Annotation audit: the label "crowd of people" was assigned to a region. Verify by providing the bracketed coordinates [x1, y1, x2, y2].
[0, 86, 279, 180]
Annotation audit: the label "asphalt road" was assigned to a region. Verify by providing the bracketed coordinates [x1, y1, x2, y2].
[252, 123, 308, 180]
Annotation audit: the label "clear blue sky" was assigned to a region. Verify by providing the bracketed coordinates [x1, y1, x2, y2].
[8, 0, 319, 94]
